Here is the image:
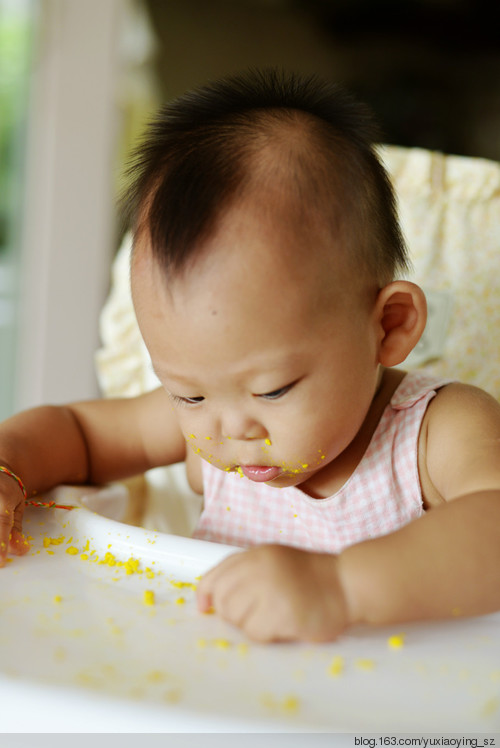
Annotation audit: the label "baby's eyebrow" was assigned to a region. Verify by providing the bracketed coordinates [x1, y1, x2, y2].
[152, 351, 306, 385]
[151, 364, 199, 386]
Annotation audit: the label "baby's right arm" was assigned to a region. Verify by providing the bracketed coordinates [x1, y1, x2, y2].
[0, 387, 186, 566]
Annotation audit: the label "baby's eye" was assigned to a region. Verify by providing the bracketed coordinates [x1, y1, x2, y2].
[171, 394, 205, 406]
[257, 384, 293, 400]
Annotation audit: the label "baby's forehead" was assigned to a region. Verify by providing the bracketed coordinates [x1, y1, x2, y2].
[133, 182, 366, 322]
[186, 198, 338, 281]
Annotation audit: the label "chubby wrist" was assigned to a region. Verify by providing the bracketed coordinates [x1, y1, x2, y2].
[306, 550, 355, 634]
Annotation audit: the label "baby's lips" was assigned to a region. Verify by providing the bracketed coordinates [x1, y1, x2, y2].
[240, 465, 283, 482]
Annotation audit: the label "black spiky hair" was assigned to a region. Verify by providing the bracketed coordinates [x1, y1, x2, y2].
[124, 68, 408, 284]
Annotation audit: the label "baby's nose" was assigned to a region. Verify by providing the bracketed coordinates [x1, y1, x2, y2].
[220, 412, 267, 442]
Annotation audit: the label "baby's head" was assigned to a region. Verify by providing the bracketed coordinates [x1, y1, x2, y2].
[129, 70, 425, 489]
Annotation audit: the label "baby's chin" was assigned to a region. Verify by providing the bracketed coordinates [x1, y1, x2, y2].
[262, 469, 317, 490]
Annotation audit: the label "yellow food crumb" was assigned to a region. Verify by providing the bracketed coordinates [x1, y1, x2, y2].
[146, 670, 167, 683]
[44, 535, 65, 547]
[355, 658, 375, 671]
[143, 590, 155, 606]
[327, 655, 344, 677]
[100, 551, 116, 567]
[203, 606, 215, 615]
[66, 546, 79, 555]
[163, 688, 182, 704]
[264, 438, 272, 446]
[53, 595, 62, 604]
[480, 698, 499, 718]
[214, 638, 231, 650]
[175, 597, 186, 605]
[170, 580, 196, 590]
[260, 692, 299, 714]
[80, 553, 89, 561]
[125, 557, 141, 575]
[282, 695, 300, 713]
[387, 633, 406, 649]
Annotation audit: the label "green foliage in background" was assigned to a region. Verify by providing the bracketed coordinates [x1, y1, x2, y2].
[0, 1, 33, 254]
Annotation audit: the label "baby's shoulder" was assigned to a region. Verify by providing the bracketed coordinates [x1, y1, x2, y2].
[425, 381, 500, 427]
[421, 381, 500, 503]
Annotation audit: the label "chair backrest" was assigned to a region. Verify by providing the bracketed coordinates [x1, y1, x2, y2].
[380, 146, 500, 400]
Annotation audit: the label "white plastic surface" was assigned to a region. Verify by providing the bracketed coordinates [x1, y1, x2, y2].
[1, 486, 499, 733]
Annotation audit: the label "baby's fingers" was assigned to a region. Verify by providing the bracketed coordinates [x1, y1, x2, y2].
[196, 551, 245, 612]
[0, 472, 29, 566]
[9, 527, 30, 557]
[0, 504, 14, 567]
[0, 508, 30, 566]
[9, 499, 29, 555]
[196, 584, 214, 614]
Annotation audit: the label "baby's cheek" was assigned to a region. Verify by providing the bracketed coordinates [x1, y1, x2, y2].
[185, 433, 234, 470]
[279, 448, 327, 475]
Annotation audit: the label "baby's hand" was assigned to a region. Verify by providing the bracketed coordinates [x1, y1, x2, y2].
[196, 544, 349, 642]
[0, 470, 30, 567]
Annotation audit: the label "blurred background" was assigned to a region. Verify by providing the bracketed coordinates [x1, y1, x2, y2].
[1, 0, 499, 420]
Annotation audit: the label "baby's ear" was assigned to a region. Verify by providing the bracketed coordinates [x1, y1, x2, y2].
[375, 281, 427, 367]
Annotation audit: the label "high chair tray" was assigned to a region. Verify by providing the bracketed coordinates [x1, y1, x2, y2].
[0, 486, 499, 733]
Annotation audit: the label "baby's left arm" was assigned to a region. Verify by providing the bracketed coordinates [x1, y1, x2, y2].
[197, 384, 500, 642]
[340, 382, 500, 628]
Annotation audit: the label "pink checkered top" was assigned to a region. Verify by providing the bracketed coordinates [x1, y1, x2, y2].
[193, 371, 451, 553]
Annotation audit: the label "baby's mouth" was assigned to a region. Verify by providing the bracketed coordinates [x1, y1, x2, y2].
[240, 465, 283, 482]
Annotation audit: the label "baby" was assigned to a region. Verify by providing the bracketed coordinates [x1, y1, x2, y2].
[1, 69, 500, 642]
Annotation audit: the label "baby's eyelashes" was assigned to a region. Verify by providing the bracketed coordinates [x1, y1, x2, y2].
[167, 379, 298, 405]
[256, 382, 295, 400]
[169, 393, 205, 407]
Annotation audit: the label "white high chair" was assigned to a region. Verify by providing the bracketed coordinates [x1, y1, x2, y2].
[95, 145, 500, 533]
